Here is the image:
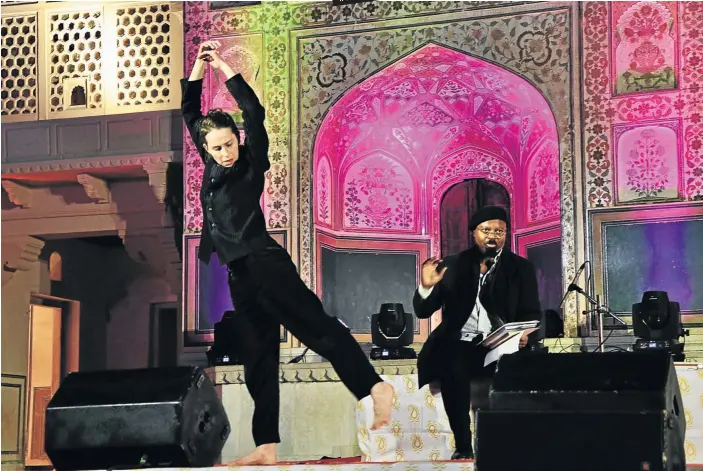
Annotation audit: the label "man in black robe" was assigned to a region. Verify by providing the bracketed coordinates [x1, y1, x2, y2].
[413, 206, 542, 459]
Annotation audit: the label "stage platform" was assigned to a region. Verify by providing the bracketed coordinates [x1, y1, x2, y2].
[140, 459, 703, 471]
[210, 359, 703, 465]
[221, 458, 475, 470]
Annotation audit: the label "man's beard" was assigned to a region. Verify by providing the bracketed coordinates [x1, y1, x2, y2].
[481, 245, 499, 258]
[481, 245, 500, 270]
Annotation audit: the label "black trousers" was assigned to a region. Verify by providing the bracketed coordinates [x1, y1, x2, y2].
[438, 340, 495, 454]
[225, 244, 382, 446]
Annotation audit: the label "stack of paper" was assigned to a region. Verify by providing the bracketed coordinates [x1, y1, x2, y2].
[479, 321, 541, 366]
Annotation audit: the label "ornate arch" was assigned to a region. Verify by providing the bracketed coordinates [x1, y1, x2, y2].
[300, 10, 576, 331]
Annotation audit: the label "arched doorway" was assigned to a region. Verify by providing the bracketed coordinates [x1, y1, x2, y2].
[440, 179, 510, 256]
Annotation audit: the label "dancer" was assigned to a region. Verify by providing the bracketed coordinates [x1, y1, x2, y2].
[181, 41, 393, 465]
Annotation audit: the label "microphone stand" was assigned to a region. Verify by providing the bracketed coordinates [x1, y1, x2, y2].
[569, 284, 626, 353]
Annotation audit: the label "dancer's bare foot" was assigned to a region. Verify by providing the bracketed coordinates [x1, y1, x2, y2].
[370, 381, 394, 430]
[223, 443, 277, 466]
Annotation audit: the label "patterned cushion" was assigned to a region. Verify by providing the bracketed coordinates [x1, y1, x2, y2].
[356, 375, 455, 462]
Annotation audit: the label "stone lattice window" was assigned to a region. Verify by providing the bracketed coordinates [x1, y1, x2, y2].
[48, 10, 103, 113]
[1, 14, 38, 116]
[115, 4, 172, 106]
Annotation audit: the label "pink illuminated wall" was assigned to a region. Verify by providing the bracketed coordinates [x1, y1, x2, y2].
[313, 44, 559, 254]
[583, 1, 703, 206]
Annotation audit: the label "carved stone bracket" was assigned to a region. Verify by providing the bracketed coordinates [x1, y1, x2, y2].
[119, 228, 181, 296]
[142, 162, 168, 204]
[76, 173, 111, 204]
[1, 180, 34, 208]
[2, 235, 45, 286]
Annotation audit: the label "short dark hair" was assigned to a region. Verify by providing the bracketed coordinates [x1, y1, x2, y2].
[197, 109, 240, 144]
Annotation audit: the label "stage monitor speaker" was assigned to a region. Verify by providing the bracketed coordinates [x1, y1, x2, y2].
[475, 352, 685, 471]
[45, 366, 230, 471]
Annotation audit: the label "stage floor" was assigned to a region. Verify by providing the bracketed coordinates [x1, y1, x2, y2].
[211, 457, 703, 471]
[221, 462, 475, 470]
[147, 460, 703, 471]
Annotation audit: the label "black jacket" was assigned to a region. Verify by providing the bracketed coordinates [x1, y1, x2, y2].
[181, 75, 276, 264]
[413, 246, 542, 387]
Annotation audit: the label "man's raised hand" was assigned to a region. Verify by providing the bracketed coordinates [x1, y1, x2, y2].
[420, 257, 447, 289]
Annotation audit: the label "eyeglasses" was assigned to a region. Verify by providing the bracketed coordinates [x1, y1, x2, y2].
[477, 228, 506, 238]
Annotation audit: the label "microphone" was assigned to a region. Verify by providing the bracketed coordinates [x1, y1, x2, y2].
[559, 261, 588, 307]
[568, 283, 585, 295]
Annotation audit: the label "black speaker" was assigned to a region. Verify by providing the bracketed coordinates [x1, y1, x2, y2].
[45, 366, 230, 471]
[475, 352, 685, 471]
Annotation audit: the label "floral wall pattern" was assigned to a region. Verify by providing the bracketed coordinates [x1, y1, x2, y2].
[342, 155, 416, 232]
[181, 1, 703, 339]
[612, 1, 678, 95]
[582, 1, 703, 207]
[613, 121, 681, 203]
[182, 1, 581, 334]
[297, 8, 575, 304]
[316, 156, 333, 227]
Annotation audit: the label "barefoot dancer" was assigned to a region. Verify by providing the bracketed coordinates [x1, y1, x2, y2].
[182, 41, 394, 465]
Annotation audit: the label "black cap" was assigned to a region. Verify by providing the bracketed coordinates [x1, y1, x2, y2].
[469, 206, 508, 231]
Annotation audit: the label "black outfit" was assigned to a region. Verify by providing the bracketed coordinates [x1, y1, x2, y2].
[413, 245, 542, 455]
[181, 75, 382, 446]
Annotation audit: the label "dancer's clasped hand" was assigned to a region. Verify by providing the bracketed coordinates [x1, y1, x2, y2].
[198, 40, 222, 63]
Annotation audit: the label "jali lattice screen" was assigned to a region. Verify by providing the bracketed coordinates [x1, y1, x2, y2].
[0, 1, 183, 122]
[1, 14, 38, 117]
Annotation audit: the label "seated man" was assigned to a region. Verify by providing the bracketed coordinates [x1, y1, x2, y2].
[413, 206, 542, 460]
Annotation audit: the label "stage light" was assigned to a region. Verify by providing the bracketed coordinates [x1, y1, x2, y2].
[370, 303, 417, 360]
[632, 291, 688, 360]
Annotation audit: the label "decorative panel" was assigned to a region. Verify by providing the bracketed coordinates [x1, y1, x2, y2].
[612, 1, 678, 95]
[583, 1, 703, 205]
[48, 10, 103, 113]
[613, 120, 681, 204]
[207, 35, 263, 112]
[183, 231, 292, 347]
[341, 155, 415, 232]
[315, 156, 333, 227]
[527, 140, 561, 224]
[1, 14, 38, 119]
[115, 4, 173, 107]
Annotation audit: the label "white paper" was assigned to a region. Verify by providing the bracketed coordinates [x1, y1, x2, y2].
[484, 331, 523, 366]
